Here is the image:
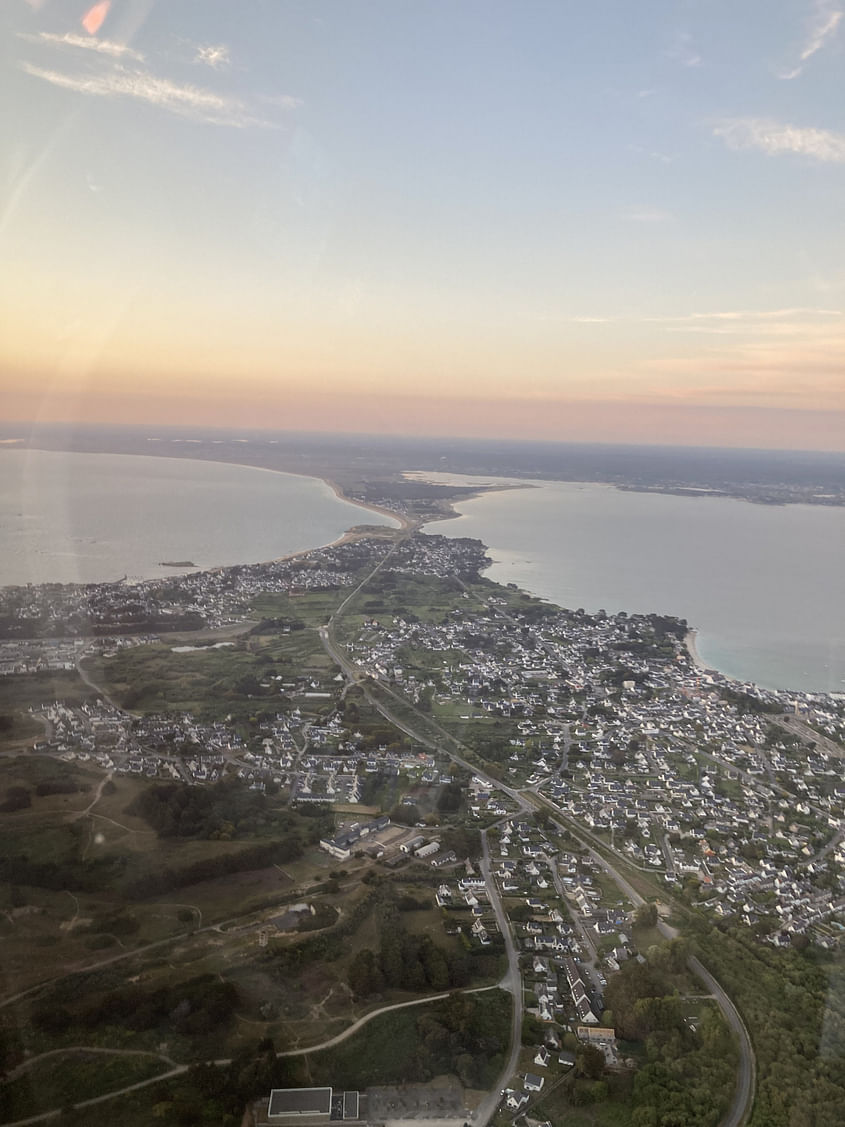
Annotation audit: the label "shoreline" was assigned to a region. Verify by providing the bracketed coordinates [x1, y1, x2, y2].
[684, 628, 708, 672]
[0, 450, 406, 589]
[2, 450, 831, 695]
[318, 476, 414, 531]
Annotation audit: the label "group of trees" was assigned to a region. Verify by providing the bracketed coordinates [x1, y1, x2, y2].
[122, 839, 305, 900]
[126, 778, 325, 842]
[348, 909, 471, 997]
[0, 785, 32, 812]
[436, 781, 463, 813]
[692, 919, 845, 1127]
[409, 990, 509, 1089]
[602, 944, 737, 1127]
[32, 972, 238, 1047]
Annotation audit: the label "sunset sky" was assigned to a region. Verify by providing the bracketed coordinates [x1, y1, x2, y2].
[2, 0, 845, 449]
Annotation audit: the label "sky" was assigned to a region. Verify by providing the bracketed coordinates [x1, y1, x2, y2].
[2, 0, 845, 450]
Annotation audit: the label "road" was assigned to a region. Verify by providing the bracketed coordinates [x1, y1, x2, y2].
[687, 955, 756, 1127]
[1, 986, 502, 1127]
[273, 984, 499, 1058]
[546, 854, 603, 992]
[320, 566, 532, 1127]
[72, 768, 113, 820]
[4, 1044, 177, 1082]
[75, 649, 120, 710]
[570, 828, 755, 1127]
[326, 568, 761, 1127]
[474, 826, 523, 1126]
[320, 569, 757, 1127]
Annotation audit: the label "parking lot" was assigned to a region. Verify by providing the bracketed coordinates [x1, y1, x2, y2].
[367, 1081, 467, 1122]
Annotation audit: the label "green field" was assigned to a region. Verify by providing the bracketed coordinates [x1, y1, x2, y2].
[0, 1051, 171, 1122]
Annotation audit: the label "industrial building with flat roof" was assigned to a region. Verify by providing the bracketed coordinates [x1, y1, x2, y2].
[252, 1087, 362, 1126]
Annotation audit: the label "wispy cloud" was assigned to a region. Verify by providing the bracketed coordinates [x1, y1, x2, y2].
[258, 92, 305, 110]
[667, 31, 702, 68]
[649, 308, 842, 322]
[628, 144, 674, 165]
[20, 60, 274, 128]
[780, 1, 843, 79]
[18, 28, 300, 128]
[622, 208, 676, 224]
[194, 43, 230, 70]
[19, 30, 144, 62]
[713, 117, 845, 162]
[564, 308, 842, 328]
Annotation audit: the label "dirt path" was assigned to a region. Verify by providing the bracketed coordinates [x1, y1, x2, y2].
[4, 1044, 177, 1082]
[73, 770, 113, 820]
[75, 651, 120, 710]
[1, 985, 501, 1126]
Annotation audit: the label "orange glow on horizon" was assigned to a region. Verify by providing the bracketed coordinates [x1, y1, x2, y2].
[2, 378, 844, 453]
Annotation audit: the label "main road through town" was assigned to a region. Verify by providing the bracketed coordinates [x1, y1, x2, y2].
[553, 818, 756, 1127]
[319, 563, 755, 1127]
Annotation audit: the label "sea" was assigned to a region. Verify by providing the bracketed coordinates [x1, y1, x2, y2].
[2, 451, 843, 694]
[0, 449, 397, 587]
[417, 473, 845, 695]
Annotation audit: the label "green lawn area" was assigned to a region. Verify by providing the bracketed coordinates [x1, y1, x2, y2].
[303, 988, 511, 1090]
[86, 625, 341, 720]
[0, 1052, 170, 1122]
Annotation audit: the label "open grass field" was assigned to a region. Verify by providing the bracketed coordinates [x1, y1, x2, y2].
[0, 670, 93, 715]
[83, 619, 342, 721]
[0, 1051, 171, 1123]
[0, 760, 343, 998]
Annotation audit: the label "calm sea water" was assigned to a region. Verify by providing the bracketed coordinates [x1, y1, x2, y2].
[420, 474, 845, 694]
[0, 449, 396, 587]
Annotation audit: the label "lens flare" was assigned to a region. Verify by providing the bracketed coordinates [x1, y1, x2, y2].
[82, 1, 111, 35]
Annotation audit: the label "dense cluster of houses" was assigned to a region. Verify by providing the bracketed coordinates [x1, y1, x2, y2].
[7, 528, 844, 946]
[0, 537, 390, 639]
[343, 536, 845, 946]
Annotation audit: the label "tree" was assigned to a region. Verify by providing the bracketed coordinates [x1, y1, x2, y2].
[576, 1043, 605, 1079]
[0, 786, 31, 813]
[635, 902, 658, 929]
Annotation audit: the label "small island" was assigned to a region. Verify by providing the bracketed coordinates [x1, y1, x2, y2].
[159, 560, 197, 568]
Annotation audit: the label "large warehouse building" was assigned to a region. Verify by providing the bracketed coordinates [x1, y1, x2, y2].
[252, 1087, 361, 1126]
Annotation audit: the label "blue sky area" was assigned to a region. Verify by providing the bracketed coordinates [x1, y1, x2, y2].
[2, 1, 844, 448]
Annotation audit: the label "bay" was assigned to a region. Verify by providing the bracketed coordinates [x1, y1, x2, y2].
[421, 474, 845, 694]
[0, 449, 396, 587]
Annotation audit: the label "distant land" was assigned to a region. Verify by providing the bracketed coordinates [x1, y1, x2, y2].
[4, 422, 845, 507]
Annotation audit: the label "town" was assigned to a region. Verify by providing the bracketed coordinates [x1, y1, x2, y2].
[1, 527, 843, 1125]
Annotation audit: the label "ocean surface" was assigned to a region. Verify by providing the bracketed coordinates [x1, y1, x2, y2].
[418, 473, 845, 694]
[0, 449, 396, 587]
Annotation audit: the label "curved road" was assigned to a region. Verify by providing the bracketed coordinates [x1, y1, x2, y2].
[2, 986, 503, 1127]
[687, 956, 756, 1127]
[561, 823, 755, 1127]
[474, 826, 522, 1127]
[320, 588, 755, 1127]
[320, 600, 528, 1126]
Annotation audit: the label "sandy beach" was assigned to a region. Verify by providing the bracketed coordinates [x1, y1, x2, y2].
[685, 628, 707, 671]
[320, 477, 414, 531]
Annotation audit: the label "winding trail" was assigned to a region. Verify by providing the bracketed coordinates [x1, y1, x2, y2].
[0, 986, 501, 1127]
[72, 769, 113, 821]
[4, 1044, 177, 1081]
[272, 983, 499, 1059]
[75, 650, 120, 710]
